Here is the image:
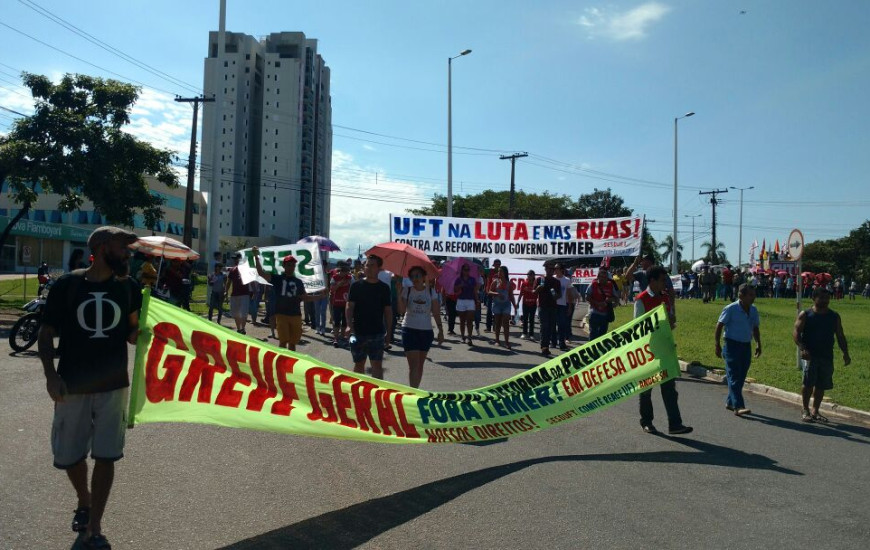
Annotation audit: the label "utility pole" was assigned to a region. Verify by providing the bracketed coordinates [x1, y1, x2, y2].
[699, 189, 728, 263]
[684, 214, 702, 262]
[175, 94, 214, 247]
[499, 152, 528, 217]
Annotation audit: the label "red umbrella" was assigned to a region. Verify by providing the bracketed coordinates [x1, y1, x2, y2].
[776, 270, 788, 277]
[800, 271, 814, 278]
[818, 273, 833, 282]
[365, 242, 438, 277]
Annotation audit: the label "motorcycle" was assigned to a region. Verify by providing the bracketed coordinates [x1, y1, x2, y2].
[9, 278, 52, 352]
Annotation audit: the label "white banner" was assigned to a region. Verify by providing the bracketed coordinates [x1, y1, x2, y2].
[670, 275, 683, 292]
[571, 267, 598, 286]
[236, 243, 327, 293]
[390, 214, 644, 259]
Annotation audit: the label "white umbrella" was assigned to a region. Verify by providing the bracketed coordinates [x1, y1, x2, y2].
[129, 236, 201, 289]
[691, 260, 707, 273]
[128, 236, 201, 261]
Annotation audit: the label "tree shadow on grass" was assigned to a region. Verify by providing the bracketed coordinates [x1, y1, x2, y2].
[221, 439, 800, 550]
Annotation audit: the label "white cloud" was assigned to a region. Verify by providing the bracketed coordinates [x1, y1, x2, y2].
[577, 2, 671, 41]
[328, 149, 433, 256]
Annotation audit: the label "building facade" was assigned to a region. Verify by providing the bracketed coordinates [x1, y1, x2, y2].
[201, 30, 332, 257]
[0, 177, 207, 273]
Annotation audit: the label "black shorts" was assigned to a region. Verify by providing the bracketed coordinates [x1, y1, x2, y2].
[803, 357, 834, 391]
[402, 327, 434, 352]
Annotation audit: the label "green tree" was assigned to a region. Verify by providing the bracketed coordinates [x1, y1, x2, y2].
[701, 240, 728, 264]
[658, 235, 683, 267]
[574, 188, 632, 218]
[0, 73, 178, 250]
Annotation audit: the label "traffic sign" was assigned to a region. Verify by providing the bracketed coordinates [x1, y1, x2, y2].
[21, 245, 32, 265]
[787, 228, 804, 261]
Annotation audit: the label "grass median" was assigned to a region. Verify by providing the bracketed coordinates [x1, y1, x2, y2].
[611, 297, 870, 412]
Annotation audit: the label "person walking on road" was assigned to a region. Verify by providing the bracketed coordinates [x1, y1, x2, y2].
[636, 266, 693, 435]
[207, 262, 226, 323]
[585, 267, 618, 341]
[38, 226, 142, 550]
[347, 255, 393, 379]
[224, 253, 252, 334]
[793, 287, 851, 423]
[519, 270, 538, 341]
[252, 247, 325, 351]
[488, 265, 517, 350]
[535, 262, 560, 357]
[714, 284, 762, 417]
[398, 266, 444, 387]
[329, 262, 352, 347]
[453, 263, 479, 346]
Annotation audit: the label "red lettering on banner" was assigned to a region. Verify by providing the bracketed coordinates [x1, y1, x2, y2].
[271, 356, 300, 416]
[515, 223, 529, 240]
[375, 389, 403, 436]
[351, 380, 380, 433]
[215, 340, 252, 408]
[247, 350, 278, 411]
[603, 221, 619, 239]
[576, 221, 589, 239]
[619, 219, 632, 238]
[180, 331, 228, 403]
[395, 393, 420, 438]
[474, 221, 486, 240]
[331, 374, 358, 428]
[502, 222, 514, 239]
[562, 374, 583, 396]
[145, 322, 187, 403]
[306, 367, 338, 422]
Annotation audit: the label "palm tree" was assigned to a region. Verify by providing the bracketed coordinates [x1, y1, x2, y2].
[659, 235, 684, 267]
[701, 240, 727, 264]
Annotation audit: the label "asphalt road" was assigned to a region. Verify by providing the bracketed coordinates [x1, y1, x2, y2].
[2, 310, 869, 550]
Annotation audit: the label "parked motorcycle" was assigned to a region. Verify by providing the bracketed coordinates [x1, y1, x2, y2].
[9, 278, 52, 352]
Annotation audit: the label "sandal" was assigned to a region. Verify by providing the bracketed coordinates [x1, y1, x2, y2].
[811, 412, 829, 423]
[801, 409, 813, 422]
[71, 506, 90, 532]
[82, 533, 112, 550]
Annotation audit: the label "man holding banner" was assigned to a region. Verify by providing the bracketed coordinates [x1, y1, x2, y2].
[635, 266, 693, 435]
[252, 247, 326, 351]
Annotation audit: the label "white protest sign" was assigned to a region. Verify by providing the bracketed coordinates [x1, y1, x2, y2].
[236, 242, 326, 293]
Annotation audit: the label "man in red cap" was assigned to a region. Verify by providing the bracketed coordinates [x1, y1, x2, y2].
[253, 247, 325, 351]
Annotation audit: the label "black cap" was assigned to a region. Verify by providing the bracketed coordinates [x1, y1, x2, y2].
[87, 226, 138, 251]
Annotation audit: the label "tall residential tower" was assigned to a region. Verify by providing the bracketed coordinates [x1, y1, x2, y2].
[201, 30, 332, 255]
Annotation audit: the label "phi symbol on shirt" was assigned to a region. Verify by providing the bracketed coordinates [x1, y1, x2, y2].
[77, 292, 122, 338]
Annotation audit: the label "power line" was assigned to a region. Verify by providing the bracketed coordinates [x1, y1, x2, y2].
[0, 19, 179, 96]
[17, 0, 201, 94]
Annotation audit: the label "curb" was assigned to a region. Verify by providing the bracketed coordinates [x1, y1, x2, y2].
[678, 360, 870, 426]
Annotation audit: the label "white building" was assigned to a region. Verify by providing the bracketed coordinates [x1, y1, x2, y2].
[201, 30, 332, 256]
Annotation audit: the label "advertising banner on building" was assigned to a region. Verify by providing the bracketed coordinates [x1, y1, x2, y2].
[235, 242, 326, 292]
[129, 293, 679, 444]
[390, 215, 644, 259]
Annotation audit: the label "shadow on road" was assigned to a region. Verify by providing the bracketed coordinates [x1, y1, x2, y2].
[221, 440, 800, 550]
[744, 413, 870, 445]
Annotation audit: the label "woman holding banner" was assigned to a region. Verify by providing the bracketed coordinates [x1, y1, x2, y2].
[489, 265, 517, 350]
[454, 263, 480, 346]
[398, 266, 444, 387]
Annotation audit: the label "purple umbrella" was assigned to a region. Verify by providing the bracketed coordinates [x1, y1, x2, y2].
[297, 235, 341, 252]
[438, 258, 480, 295]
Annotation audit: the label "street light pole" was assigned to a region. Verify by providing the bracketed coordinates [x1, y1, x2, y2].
[447, 49, 472, 218]
[684, 214, 702, 262]
[730, 185, 755, 268]
[673, 111, 695, 274]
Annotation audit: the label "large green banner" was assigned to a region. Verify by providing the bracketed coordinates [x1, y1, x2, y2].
[129, 293, 680, 443]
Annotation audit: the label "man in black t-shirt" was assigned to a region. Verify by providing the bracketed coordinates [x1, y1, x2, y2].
[535, 262, 561, 357]
[346, 254, 393, 379]
[252, 247, 325, 351]
[38, 226, 142, 550]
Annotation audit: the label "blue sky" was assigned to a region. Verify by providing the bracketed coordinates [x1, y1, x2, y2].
[1, 0, 868, 263]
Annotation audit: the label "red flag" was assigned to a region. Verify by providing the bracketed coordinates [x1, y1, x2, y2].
[760, 239, 766, 259]
[600, 256, 611, 268]
[774, 239, 780, 254]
